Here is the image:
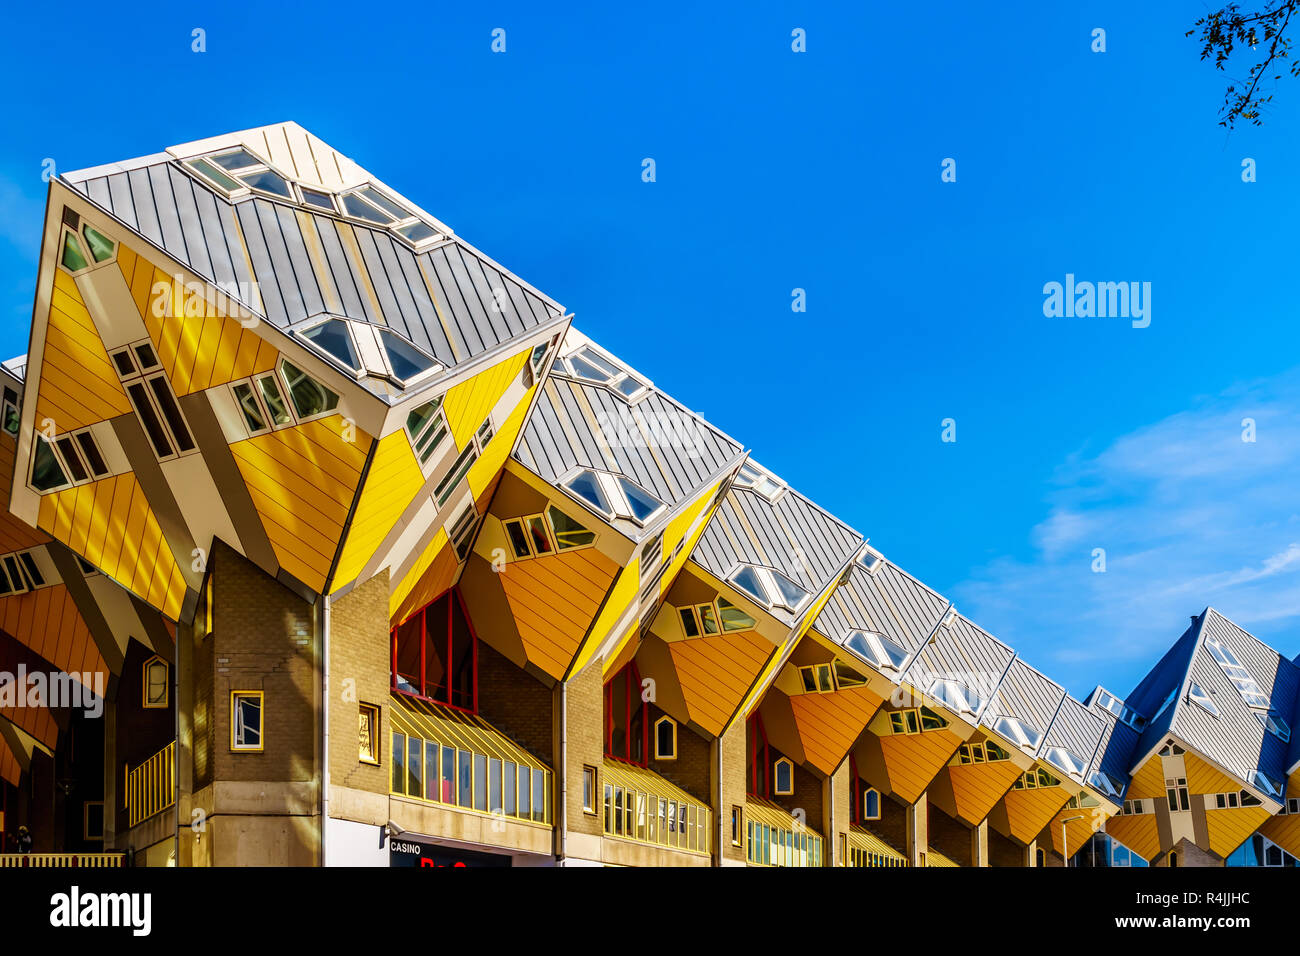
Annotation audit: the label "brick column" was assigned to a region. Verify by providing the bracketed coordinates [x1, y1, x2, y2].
[906, 791, 928, 867]
[970, 817, 988, 867]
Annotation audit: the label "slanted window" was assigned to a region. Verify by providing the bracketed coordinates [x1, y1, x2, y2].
[1118, 704, 1147, 732]
[1256, 711, 1290, 742]
[279, 360, 339, 421]
[231, 691, 264, 752]
[1092, 688, 1124, 717]
[560, 344, 648, 398]
[359, 702, 380, 765]
[336, 184, 441, 249]
[404, 397, 449, 465]
[844, 629, 908, 673]
[1204, 634, 1271, 709]
[299, 186, 337, 211]
[142, 656, 168, 709]
[379, 330, 437, 383]
[30, 436, 69, 492]
[448, 505, 480, 561]
[185, 148, 293, 199]
[1249, 769, 1283, 800]
[731, 806, 744, 846]
[299, 319, 361, 372]
[1043, 746, 1087, 779]
[0, 550, 47, 597]
[654, 716, 677, 760]
[728, 564, 808, 613]
[563, 468, 664, 526]
[57, 219, 117, 276]
[798, 663, 835, 694]
[857, 547, 884, 573]
[503, 506, 596, 560]
[733, 460, 783, 500]
[1187, 682, 1219, 717]
[887, 706, 946, 736]
[1013, 768, 1061, 790]
[993, 715, 1043, 751]
[929, 677, 986, 718]
[2, 386, 19, 437]
[111, 345, 196, 459]
[1089, 770, 1123, 800]
[678, 596, 755, 638]
[773, 757, 794, 796]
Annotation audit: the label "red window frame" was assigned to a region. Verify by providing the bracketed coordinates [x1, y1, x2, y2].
[849, 753, 862, 825]
[389, 587, 479, 713]
[604, 661, 649, 766]
[747, 712, 772, 798]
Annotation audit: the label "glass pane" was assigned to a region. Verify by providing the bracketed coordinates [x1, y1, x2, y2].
[533, 768, 546, 822]
[31, 438, 68, 491]
[300, 188, 335, 211]
[473, 754, 488, 811]
[730, 566, 768, 605]
[280, 361, 339, 419]
[127, 382, 173, 458]
[405, 400, 440, 438]
[82, 225, 115, 263]
[489, 758, 502, 814]
[301, 320, 360, 370]
[55, 436, 88, 483]
[257, 375, 292, 425]
[380, 330, 436, 381]
[396, 221, 438, 243]
[61, 232, 89, 272]
[391, 732, 405, 793]
[189, 158, 242, 192]
[359, 186, 414, 220]
[565, 470, 612, 514]
[506, 521, 531, 559]
[425, 740, 439, 801]
[698, 604, 720, 635]
[457, 750, 472, 806]
[441, 745, 454, 802]
[342, 192, 393, 224]
[568, 355, 613, 383]
[148, 377, 196, 451]
[678, 607, 699, 638]
[232, 382, 266, 432]
[519, 768, 531, 817]
[717, 598, 756, 631]
[407, 737, 422, 796]
[209, 148, 262, 171]
[525, 515, 553, 555]
[503, 763, 516, 816]
[617, 478, 661, 522]
[546, 505, 595, 548]
[769, 568, 808, 608]
[239, 169, 293, 198]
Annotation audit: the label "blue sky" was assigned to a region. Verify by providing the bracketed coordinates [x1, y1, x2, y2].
[2, 2, 1298, 697]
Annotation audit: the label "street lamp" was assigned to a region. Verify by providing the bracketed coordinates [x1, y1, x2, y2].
[1061, 815, 1084, 867]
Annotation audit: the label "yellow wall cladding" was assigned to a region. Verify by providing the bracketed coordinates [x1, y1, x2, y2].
[502, 546, 620, 680]
[1259, 791, 1300, 858]
[568, 555, 637, 677]
[1186, 751, 1270, 858]
[36, 472, 186, 620]
[118, 246, 278, 396]
[669, 629, 773, 736]
[441, 349, 529, 449]
[331, 429, 422, 593]
[1048, 803, 1107, 858]
[945, 758, 1023, 825]
[1127, 754, 1166, 801]
[230, 414, 372, 595]
[878, 726, 962, 804]
[36, 270, 132, 432]
[468, 379, 536, 500]
[0, 438, 48, 554]
[1000, 782, 1070, 845]
[1104, 811, 1161, 863]
[790, 685, 884, 775]
[0, 584, 106, 689]
[390, 528, 455, 625]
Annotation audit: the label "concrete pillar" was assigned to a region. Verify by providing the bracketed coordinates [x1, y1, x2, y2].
[824, 762, 850, 867]
[1024, 837, 1038, 867]
[970, 817, 988, 867]
[713, 719, 747, 866]
[906, 791, 928, 867]
[102, 705, 117, 850]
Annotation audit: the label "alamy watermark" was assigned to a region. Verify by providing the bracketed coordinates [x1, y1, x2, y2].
[1042, 274, 1150, 328]
[596, 408, 706, 459]
[0, 667, 105, 718]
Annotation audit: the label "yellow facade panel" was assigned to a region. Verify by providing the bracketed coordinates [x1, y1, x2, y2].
[1104, 812, 1162, 863]
[442, 350, 529, 450]
[331, 429, 423, 592]
[879, 726, 962, 804]
[946, 758, 1024, 825]
[1001, 784, 1070, 845]
[790, 685, 885, 776]
[669, 630, 773, 736]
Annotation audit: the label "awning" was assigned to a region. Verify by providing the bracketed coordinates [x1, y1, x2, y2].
[389, 693, 550, 771]
[848, 824, 908, 866]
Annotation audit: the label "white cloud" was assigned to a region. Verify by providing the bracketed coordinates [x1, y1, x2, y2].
[952, 370, 1300, 695]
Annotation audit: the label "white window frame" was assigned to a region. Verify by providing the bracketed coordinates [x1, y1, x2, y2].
[733, 460, 784, 501]
[1256, 710, 1291, 742]
[857, 545, 884, 574]
[557, 344, 650, 400]
[1187, 682, 1219, 717]
[1204, 635, 1272, 709]
[562, 468, 666, 527]
[183, 147, 295, 202]
[726, 563, 809, 614]
[0, 549, 48, 597]
[992, 714, 1043, 751]
[338, 184, 443, 251]
[843, 628, 908, 674]
[929, 678, 985, 718]
[1043, 746, 1087, 779]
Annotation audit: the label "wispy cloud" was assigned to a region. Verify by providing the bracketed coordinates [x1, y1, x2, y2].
[952, 371, 1300, 695]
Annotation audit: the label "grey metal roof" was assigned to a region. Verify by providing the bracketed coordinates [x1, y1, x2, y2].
[984, 658, 1067, 743]
[813, 559, 949, 660]
[62, 161, 562, 378]
[690, 483, 863, 619]
[1041, 693, 1108, 774]
[512, 370, 743, 537]
[902, 613, 1014, 720]
[1087, 706, 1136, 795]
[1167, 608, 1299, 789]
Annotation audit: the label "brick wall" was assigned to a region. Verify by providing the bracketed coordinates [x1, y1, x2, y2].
[928, 801, 971, 865]
[478, 639, 554, 766]
[328, 570, 389, 796]
[115, 639, 176, 835]
[646, 703, 709, 804]
[562, 660, 604, 840]
[717, 720, 747, 864]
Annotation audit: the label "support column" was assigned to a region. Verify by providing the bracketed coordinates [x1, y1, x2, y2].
[1024, 837, 1038, 867]
[970, 817, 988, 867]
[102, 705, 117, 851]
[824, 761, 850, 866]
[555, 660, 604, 866]
[713, 719, 747, 866]
[906, 791, 928, 867]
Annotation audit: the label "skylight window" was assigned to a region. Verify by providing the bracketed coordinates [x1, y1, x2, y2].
[1204, 635, 1271, 709]
[562, 469, 664, 526]
[336, 184, 442, 248]
[1256, 711, 1291, 742]
[929, 678, 985, 718]
[379, 330, 437, 382]
[186, 148, 293, 199]
[857, 547, 884, 574]
[1089, 770, 1123, 800]
[560, 345, 648, 398]
[1250, 769, 1284, 801]
[734, 460, 783, 500]
[299, 187, 336, 211]
[1119, 705, 1147, 732]
[300, 319, 360, 372]
[1093, 688, 1124, 718]
[1188, 683, 1219, 718]
[727, 564, 809, 613]
[1044, 746, 1087, 779]
[992, 715, 1042, 751]
[844, 629, 908, 673]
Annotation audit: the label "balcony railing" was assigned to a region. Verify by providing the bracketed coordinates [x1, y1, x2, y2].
[127, 741, 176, 827]
[602, 759, 711, 856]
[0, 853, 125, 867]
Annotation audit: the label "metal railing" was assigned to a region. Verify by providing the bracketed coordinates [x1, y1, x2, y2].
[0, 853, 125, 867]
[127, 741, 175, 827]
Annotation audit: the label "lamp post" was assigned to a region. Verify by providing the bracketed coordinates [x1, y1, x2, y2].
[1061, 815, 1084, 867]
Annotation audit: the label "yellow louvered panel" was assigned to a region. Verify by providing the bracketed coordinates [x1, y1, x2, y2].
[1127, 755, 1166, 801]
[668, 630, 772, 736]
[468, 380, 536, 500]
[117, 252, 277, 396]
[441, 350, 529, 449]
[35, 271, 132, 432]
[946, 758, 1023, 825]
[230, 415, 371, 595]
[879, 726, 963, 804]
[35, 474, 186, 620]
[1001, 783, 1071, 845]
[790, 685, 884, 776]
[330, 430, 423, 592]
